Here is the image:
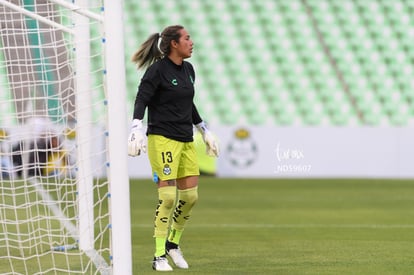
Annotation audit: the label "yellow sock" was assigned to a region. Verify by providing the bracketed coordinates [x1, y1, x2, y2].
[154, 237, 167, 257]
[154, 186, 176, 256]
[167, 227, 183, 245]
[169, 187, 198, 245]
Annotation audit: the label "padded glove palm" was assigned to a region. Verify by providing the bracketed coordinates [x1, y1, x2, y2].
[196, 122, 219, 157]
[127, 119, 146, 156]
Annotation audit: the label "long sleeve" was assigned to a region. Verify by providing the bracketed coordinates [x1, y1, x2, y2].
[192, 103, 203, 125]
[132, 58, 199, 142]
[132, 66, 160, 120]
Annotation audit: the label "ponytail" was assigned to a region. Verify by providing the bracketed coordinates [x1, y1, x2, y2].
[131, 25, 184, 70]
[131, 33, 163, 70]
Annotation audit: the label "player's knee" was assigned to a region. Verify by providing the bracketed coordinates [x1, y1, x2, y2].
[188, 189, 198, 206]
[162, 195, 176, 209]
[179, 187, 198, 207]
[158, 187, 177, 209]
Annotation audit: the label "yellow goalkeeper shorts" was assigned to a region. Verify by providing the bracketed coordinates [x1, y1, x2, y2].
[147, 134, 200, 182]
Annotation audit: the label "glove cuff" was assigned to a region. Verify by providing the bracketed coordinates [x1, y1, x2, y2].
[196, 121, 208, 133]
[131, 119, 143, 130]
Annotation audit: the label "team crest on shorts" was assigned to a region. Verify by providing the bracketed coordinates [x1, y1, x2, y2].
[163, 164, 171, 175]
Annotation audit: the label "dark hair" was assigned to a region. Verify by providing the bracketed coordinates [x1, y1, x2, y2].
[131, 25, 184, 69]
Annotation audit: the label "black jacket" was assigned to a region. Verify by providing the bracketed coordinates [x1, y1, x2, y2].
[133, 57, 202, 142]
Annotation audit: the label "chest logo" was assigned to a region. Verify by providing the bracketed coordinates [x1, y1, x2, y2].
[171, 79, 178, 86]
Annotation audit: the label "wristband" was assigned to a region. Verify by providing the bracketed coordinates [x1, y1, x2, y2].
[131, 119, 143, 130]
[196, 121, 208, 133]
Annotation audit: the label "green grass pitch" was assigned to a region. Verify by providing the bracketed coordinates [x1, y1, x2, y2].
[130, 177, 414, 274]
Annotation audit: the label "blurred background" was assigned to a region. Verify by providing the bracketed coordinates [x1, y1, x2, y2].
[1, 2, 413, 273]
[122, 0, 414, 178]
[123, 0, 414, 127]
[1, 0, 413, 179]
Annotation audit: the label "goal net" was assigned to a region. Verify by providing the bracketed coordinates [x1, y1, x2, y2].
[0, 1, 130, 274]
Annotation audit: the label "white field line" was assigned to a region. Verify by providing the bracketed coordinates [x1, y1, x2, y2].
[132, 223, 414, 229]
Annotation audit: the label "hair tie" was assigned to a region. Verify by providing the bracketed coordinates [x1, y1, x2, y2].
[157, 33, 163, 54]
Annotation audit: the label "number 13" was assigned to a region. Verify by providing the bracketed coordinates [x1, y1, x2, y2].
[161, 151, 173, 163]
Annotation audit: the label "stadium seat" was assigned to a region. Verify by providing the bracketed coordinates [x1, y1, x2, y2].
[111, 0, 414, 126]
[0, 0, 406, 127]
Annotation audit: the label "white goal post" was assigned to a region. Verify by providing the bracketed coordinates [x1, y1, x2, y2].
[0, 0, 131, 274]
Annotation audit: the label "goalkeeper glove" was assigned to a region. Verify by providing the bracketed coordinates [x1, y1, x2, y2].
[196, 121, 219, 157]
[127, 119, 146, 156]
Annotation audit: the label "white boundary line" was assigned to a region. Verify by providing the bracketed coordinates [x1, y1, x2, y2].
[133, 223, 414, 229]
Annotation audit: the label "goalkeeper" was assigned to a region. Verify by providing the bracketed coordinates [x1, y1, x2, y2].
[128, 25, 219, 272]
